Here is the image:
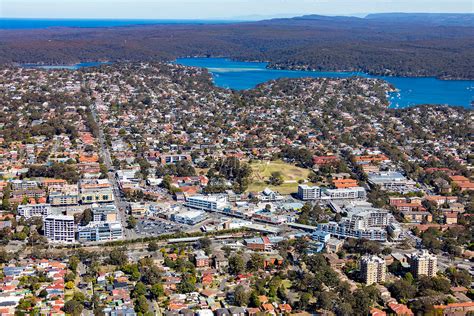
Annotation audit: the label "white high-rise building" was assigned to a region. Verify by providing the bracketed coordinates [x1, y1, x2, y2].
[43, 215, 75, 244]
[360, 255, 386, 285]
[411, 250, 438, 277]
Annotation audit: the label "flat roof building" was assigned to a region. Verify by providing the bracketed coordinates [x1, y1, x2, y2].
[171, 210, 206, 225]
[77, 221, 123, 242]
[361, 255, 386, 285]
[43, 215, 75, 244]
[316, 208, 395, 241]
[91, 204, 119, 222]
[297, 184, 321, 200]
[186, 195, 227, 212]
[368, 171, 416, 193]
[411, 250, 437, 278]
[17, 203, 52, 219]
[321, 187, 367, 200]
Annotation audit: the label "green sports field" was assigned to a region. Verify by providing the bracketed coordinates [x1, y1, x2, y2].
[247, 160, 311, 194]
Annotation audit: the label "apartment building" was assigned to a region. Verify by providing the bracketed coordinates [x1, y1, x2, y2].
[401, 211, 433, 223]
[194, 250, 210, 268]
[411, 250, 438, 277]
[48, 184, 79, 206]
[326, 238, 344, 253]
[158, 153, 191, 165]
[360, 255, 386, 285]
[17, 203, 52, 219]
[79, 179, 114, 204]
[10, 180, 38, 191]
[316, 209, 395, 241]
[321, 187, 367, 200]
[297, 184, 321, 200]
[43, 215, 75, 244]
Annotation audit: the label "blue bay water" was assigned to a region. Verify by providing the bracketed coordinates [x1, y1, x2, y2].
[0, 18, 238, 30]
[176, 58, 474, 109]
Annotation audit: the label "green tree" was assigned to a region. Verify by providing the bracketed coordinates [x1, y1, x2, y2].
[108, 249, 128, 266]
[298, 292, 311, 310]
[73, 291, 86, 303]
[445, 267, 472, 287]
[389, 279, 417, 301]
[127, 216, 137, 229]
[132, 282, 147, 298]
[199, 237, 212, 250]
[228, 254, 245, 275]
[268, 171, 284, 186]
[134, 295, 149, 314]
[249, 291, 260, 308]
[246, 253, 264, 272]
[178, 273, 196, 293]
[81, 209, 93, 225]
[69, 256, 80, 272]
[150, 283, 164, 300]
[38, 289, 48, 298]
[63, 300, 84, 316]
[147, 241, 159, 252]
[234, 285, 249, 306]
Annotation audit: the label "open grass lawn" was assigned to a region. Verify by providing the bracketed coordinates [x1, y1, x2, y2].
[195, 167, 209, 176]
[247, 160, 311, 194]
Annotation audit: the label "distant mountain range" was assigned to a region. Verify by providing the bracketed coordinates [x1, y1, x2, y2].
[0, 13, 472, 79]
[276, 13, 473, 27]
[365, 13, 474, 27]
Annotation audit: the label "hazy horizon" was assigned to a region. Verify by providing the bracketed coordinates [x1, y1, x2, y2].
[1, 12, 472, 21]
[1, 0, 472, 20]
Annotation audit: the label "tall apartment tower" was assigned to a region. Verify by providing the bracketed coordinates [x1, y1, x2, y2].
[360, 255, 386, 285]
[43, 215, 75, 244]
[411, 250, 438, 277]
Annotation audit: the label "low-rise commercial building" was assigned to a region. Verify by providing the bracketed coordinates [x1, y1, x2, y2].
[186, 195, 227, 212]
[368, 171, 416, 193]
[171, 210, 206, 225]
[77, 221, 123, 242]
[91, 204, 119, 222]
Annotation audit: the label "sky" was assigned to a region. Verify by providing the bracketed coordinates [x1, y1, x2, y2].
[1, 0, 472, 19]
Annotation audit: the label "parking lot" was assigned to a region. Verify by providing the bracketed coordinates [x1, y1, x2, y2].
[134, 218, 185, 237]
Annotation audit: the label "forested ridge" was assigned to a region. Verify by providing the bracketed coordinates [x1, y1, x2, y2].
[0, 14, 472, 79]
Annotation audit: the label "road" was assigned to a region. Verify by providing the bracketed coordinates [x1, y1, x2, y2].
[77, 262, 94, 316]
[90, 102, 133, 239]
